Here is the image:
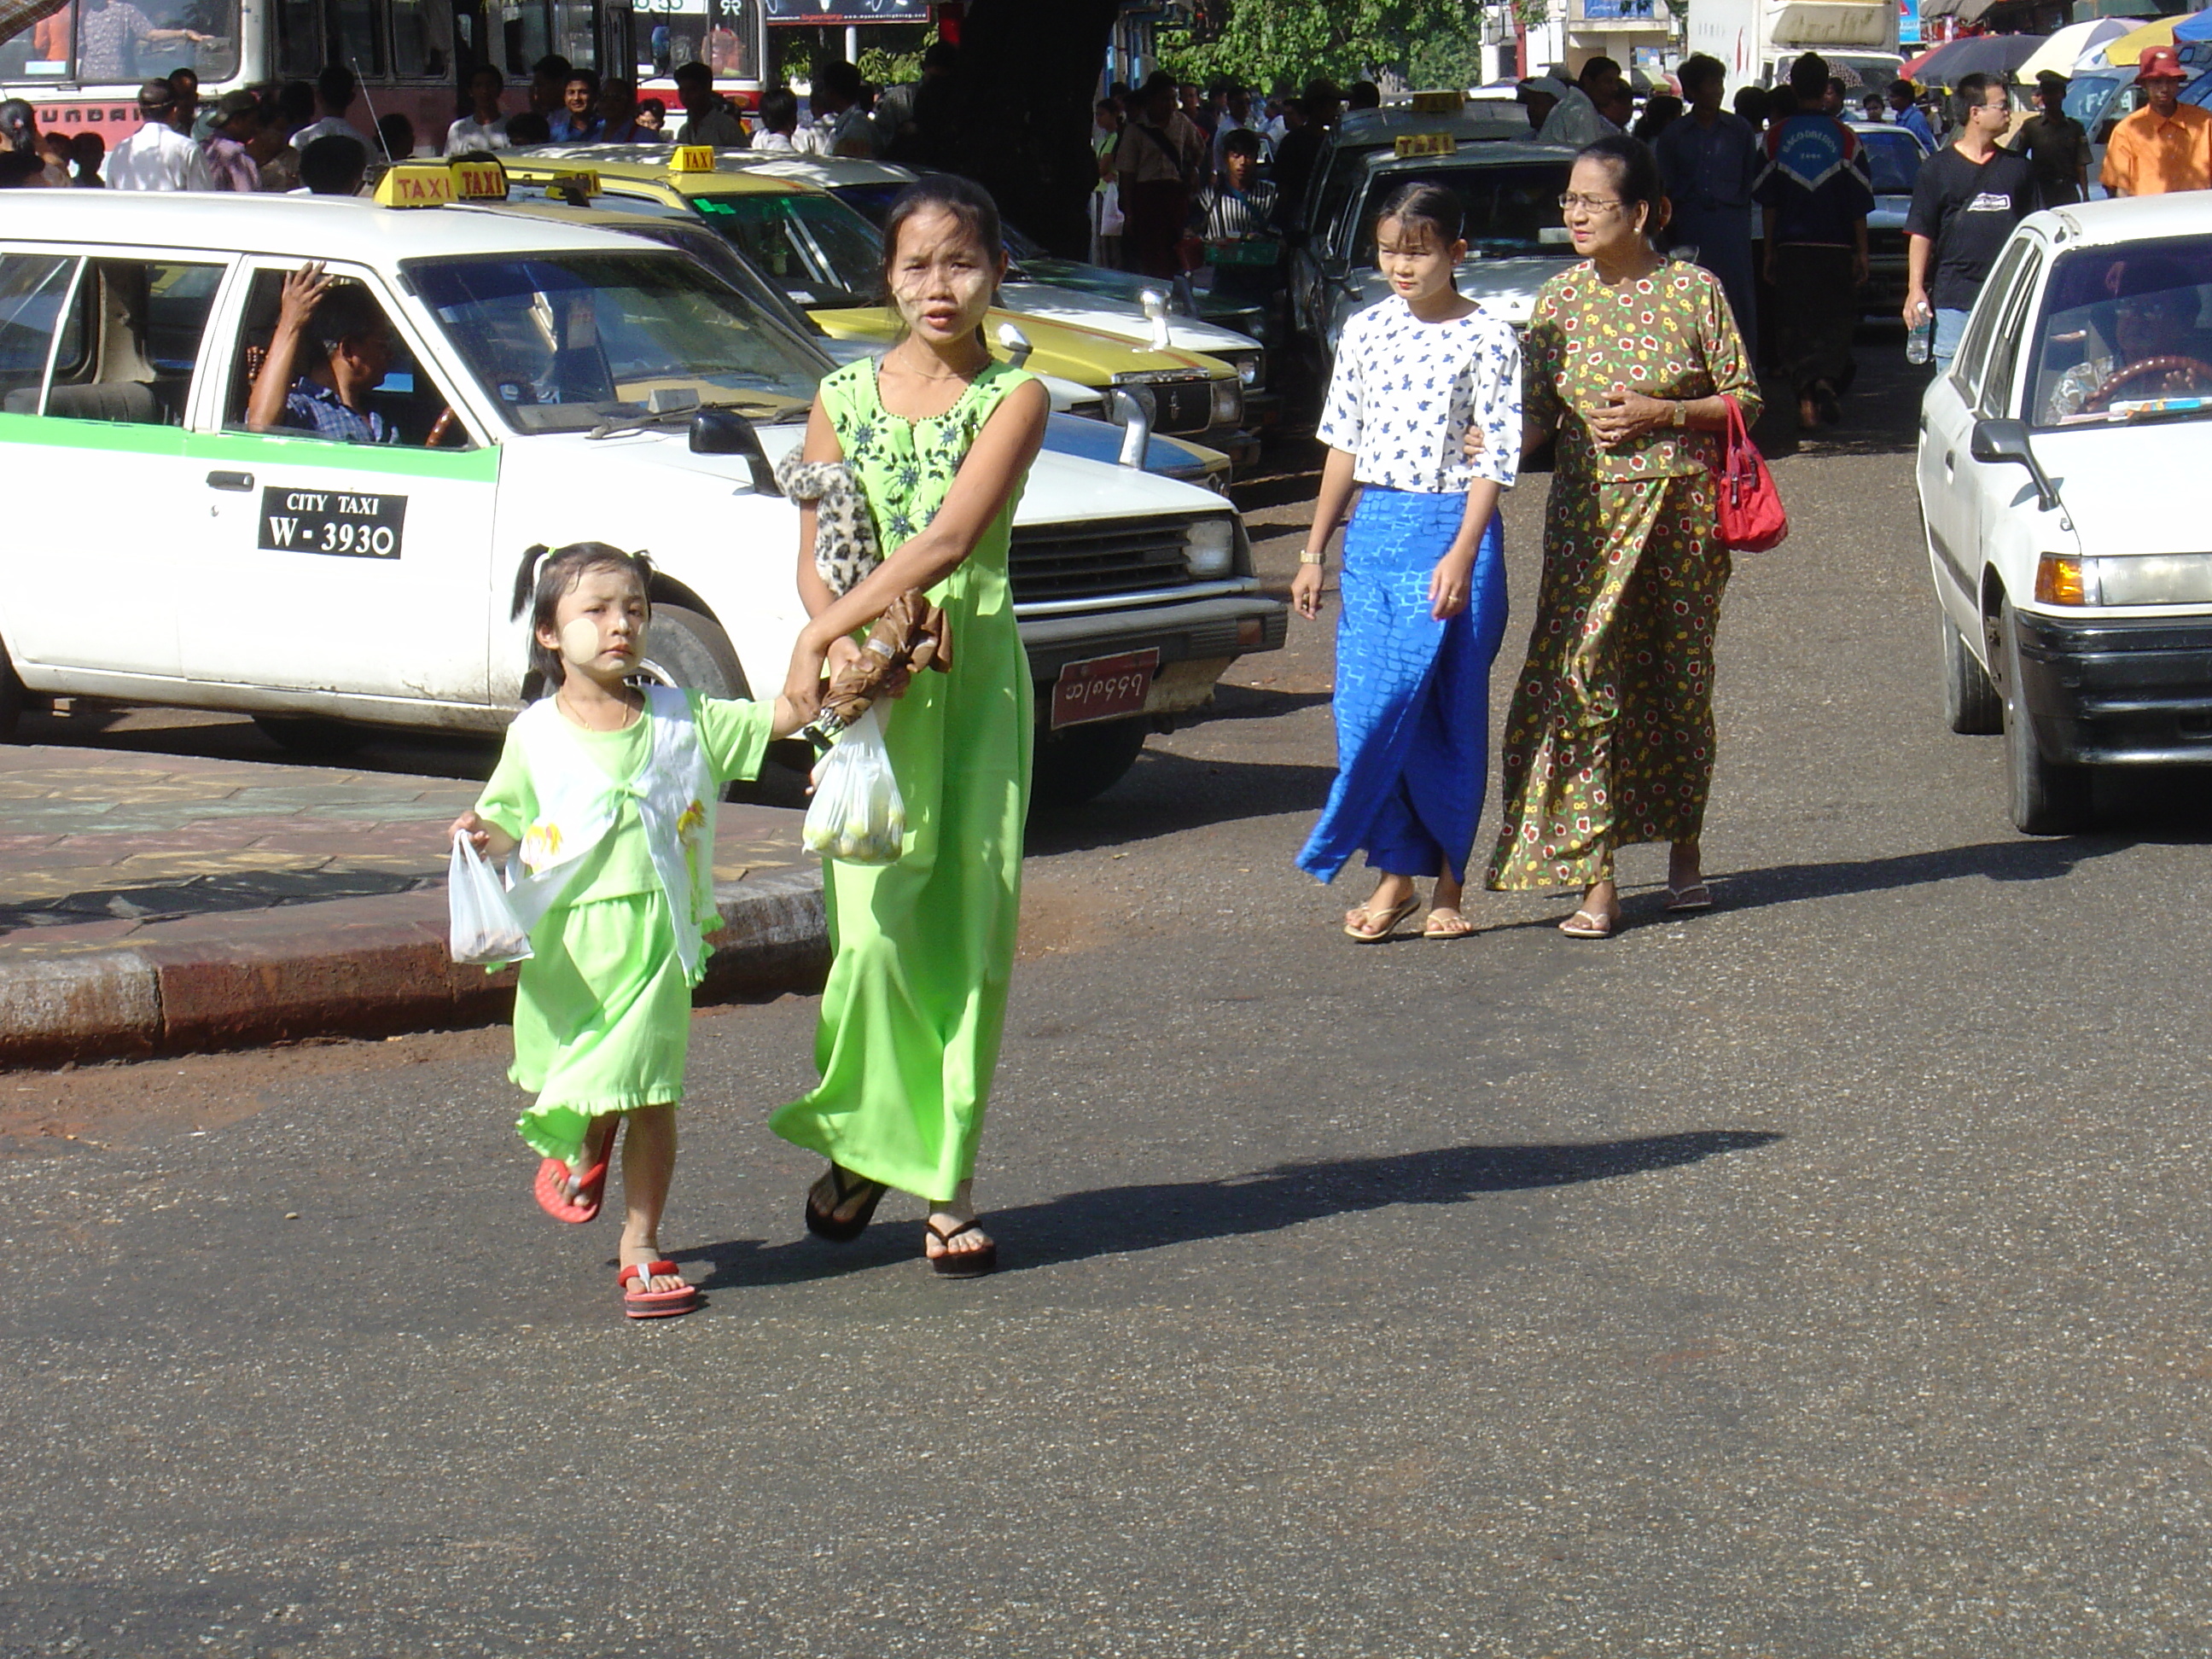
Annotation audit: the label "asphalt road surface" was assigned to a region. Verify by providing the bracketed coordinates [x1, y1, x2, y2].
[5, 350, 2210, 1658]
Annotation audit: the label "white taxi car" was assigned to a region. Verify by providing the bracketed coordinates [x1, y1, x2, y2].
[1918, 193, 2212, 832]
[0, 181, 1285, 805]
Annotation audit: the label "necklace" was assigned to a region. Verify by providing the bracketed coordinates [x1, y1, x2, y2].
[556, 686, 637, 731]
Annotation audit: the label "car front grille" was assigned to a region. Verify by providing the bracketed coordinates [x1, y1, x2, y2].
[1010, 517, 1196, 603]
[1113, 371, 1214, 434]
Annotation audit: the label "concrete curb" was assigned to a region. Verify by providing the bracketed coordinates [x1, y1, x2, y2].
[0, 865, 826, 1068]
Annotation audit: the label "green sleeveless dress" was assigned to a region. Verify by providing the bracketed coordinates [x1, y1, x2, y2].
[769, 356, 1037, 1203]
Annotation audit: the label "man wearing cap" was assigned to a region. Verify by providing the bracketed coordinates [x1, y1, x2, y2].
[2101, 46, 2212, 197]
[201, 90, 262, 192]
[105, 76, 213, 191]
[2008, 72, 2089, 209]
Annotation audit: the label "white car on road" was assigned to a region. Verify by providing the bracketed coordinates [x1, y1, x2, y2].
[1918, 194, 2212, 831]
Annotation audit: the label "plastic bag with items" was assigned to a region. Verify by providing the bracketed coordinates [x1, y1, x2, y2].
[448, 834, 536, 964]
[802, 706, 907, 864]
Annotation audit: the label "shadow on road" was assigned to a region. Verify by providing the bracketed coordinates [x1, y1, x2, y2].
[678, 1130, 1781, 1288]
[1027, 746, 1336, 855]
[1714, 834, 2135, 913]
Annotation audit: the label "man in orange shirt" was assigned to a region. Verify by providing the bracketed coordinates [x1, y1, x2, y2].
[2101, 46, 2212, 196]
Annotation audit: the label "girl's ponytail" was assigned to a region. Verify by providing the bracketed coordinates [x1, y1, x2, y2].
[510, 543, 551, 626]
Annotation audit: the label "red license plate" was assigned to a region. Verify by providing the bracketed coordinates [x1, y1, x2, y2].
[1051, 649, 1160, 730]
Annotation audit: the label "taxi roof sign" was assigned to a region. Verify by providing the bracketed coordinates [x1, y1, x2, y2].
[374, 162, 457, 208]
[1393, 131, 1458, 159]
[670, 145, 717, 174]
[451, 156, 509, 201]
[1409, 90, 1464, 114]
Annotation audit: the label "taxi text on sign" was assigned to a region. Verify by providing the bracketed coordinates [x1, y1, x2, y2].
[1393, 132, 1458, 159]
[374, 163, 457, 208]
[671, 145, 717, 173]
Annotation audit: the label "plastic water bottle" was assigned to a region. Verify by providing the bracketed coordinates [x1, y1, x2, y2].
[1906, 308, 1934, 365]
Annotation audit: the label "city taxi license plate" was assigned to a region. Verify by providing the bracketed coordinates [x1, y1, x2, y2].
[1051, 649, 1158, 730]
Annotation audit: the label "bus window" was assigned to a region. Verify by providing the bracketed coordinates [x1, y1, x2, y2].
[63, 0, 242, 88]
[331, 0, 387, 78]
[389, 0, 453, 79]
[274, 0, 319, 77]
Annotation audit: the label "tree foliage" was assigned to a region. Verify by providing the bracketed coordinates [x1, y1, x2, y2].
[1160, 0, 1489, 93]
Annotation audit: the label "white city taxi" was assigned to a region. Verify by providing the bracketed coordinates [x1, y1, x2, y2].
[0, 175, 1284, 804]
[1918, 193, 2212, 832]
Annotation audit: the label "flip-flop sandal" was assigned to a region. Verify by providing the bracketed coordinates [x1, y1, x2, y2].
[925, 1218, 998, 1278]
[804, 1164, 889, 1243]
[1663, 885, 1714, 912]
[619, 1260, 699, 1319]
[1343, 894, 1421, 943]
[1423, 907, 1476, 940]
[1558, 908, 1615, 940]
[533, 1121, 616, 1224]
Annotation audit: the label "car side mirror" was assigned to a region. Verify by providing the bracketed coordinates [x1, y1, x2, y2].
[689, 408, 779, 496]
[994, 321, 1034, 369]
[1970, 416, 2058, 511]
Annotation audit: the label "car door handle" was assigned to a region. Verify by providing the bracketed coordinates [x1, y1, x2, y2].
[206, 470, 254, 492]
[1943, 451, 1956, 474]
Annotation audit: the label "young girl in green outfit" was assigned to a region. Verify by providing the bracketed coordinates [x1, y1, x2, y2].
[451, 543, 818, 1318]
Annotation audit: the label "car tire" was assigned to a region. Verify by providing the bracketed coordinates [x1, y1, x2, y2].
[638, 605, 748, 701]
[1940, 608, 2002, 736]
[1999, 598, 2093, 835]
[0, 637, 23, 741]
[253, 715, 369, 757]
[1033, 718, 1147, 809]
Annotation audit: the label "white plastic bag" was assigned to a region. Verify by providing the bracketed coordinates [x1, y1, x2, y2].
[448, 834, 536, 964]
[802, 705, 906, 864]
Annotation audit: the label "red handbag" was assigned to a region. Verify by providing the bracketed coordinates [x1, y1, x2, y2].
[1711, 393, 1788, 552]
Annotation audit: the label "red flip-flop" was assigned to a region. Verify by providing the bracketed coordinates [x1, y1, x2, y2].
[619, 1260, 699, 1319]
[533, 1122, 614, 1224]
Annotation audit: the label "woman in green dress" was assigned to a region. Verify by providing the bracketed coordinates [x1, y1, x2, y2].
[1487, 133, 1762, 938]
[771, 176, 1049, 1276]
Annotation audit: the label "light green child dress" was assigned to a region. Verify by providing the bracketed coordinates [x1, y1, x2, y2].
[475, 690, 771, 1164]
[769, 356, 1038, 1203]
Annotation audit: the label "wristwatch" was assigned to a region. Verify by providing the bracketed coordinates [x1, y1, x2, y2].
[1670, 400, 1687, 429]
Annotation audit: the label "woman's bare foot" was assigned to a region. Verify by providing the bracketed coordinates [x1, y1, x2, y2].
[1424, 872, 1475, 938]
[1560, 876, 1620, 937]
[1345, 874, 1418, 940]
[924, 1179, 993, 1264]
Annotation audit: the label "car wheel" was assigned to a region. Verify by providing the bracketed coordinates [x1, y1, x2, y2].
[253, 715, 369, 757]
[637, 604, 748, 701]
[0, 637, 22, 741]
[1033, 719, 1147, 809]
[1999, 598, 2093, 835]
[1939, 607, 2002, 735]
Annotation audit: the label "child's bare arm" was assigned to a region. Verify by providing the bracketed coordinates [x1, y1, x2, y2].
[1429, 480, 1503, 620]
[450, 809, 517, 859]
[1291, 446, 1360, 620]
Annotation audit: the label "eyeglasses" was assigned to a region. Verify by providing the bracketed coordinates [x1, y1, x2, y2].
[1558, 192, 1622, 215]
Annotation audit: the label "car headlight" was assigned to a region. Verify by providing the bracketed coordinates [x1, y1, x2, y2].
[1209, 375, 1243, 428]
[2040, 550, 2212, 607]
[1225, 350, 1265, 390]
[1184, 517, 1237, 578]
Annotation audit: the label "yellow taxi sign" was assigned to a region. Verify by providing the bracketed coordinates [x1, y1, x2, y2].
[1410, 89, 1463, 114]
[374, 161, 457, 207]
[670, 145, 717, 173]
[450, 156, 509, 201]
[1394, 131, 1458, 159]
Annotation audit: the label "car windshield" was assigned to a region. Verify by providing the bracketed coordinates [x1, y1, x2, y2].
[1859, 127, 1924, 195]
[1352, 163, 1575, 262]
[0, 0, 241, 86]
[683, 190, 883, 309]
[2031, 236, 2212, 428]
[406, 251, 822, 434]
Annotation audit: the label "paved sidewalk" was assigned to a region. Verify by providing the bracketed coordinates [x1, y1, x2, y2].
[0, 743, 823, 1063]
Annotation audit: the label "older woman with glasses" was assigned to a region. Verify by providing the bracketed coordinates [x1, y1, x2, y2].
[1484, 133, 1761, 938]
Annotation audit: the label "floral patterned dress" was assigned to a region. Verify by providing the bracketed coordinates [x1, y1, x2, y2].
[770, 356, 1037, 1204]
[1486, 259, 1761, 892]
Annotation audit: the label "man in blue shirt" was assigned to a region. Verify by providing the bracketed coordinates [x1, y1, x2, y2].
[245, 264, 397, 445]
[1889, 80, 1937, 151]
[1756, 52, 1876, 427]
[1656, 54, 1763, 345]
